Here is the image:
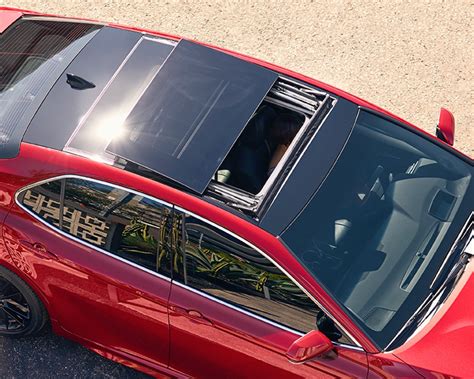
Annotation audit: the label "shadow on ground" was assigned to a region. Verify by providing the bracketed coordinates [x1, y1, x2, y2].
[0, 331, 150, 378]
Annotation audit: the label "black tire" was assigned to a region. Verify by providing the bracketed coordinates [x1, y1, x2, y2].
[0, 265, 49, 337]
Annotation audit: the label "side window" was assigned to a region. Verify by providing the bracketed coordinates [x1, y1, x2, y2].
[18, 180, 63, 228]
[174, 212, 351, 343]
[18, 178, 172, 276]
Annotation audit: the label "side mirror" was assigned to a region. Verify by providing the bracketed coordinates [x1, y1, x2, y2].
[436, 107, 455, 146]
[286, 330, 333, 364]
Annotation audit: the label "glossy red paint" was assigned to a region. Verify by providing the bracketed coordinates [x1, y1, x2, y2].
[3, 207, 171, 365]
[392, 260, 474, 378]
[0, 143, 373, 377]
[0, 142, 422, 377]
[367, 354, 425, 379]
[285, 330, 333, 363]
[169, 284, 369, 378]
[0, 8, 22, 33]
[4, 143, 378, 351]
[437, 107, 455, 146]
[0, 8, 470, 378]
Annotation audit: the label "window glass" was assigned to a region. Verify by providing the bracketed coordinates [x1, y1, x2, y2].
[19, 178, 172, 276]
[62, 178, 172, 275]
[19, 180, 63, 228]
[64, 37, 174, 163]
[174, 212, 350, 342]
[0, 19, 99, 158]
[106, 39, 277, 194]
[283, 111, 473, 349]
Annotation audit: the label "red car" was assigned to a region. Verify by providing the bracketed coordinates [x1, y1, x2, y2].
[0, 7, 472, 378]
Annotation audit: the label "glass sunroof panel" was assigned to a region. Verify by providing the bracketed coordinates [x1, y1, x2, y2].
[106, 39, 277, 193]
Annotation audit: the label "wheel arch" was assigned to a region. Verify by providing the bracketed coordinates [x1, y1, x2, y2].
[0, 259, 57, 327]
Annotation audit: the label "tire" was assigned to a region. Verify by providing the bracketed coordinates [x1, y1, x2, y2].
[0, 265, 49, 337]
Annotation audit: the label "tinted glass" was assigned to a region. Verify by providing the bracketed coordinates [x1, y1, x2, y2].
[19, 180, 63, 228]
[283, 111, 473, 348]
[174, 212, 350, 342]
[62, 178, 172, 274]
[24, 27, 141, 152]
[19, 178, 172, 276]
[107, 39, 278, 193]
[65, 37, 174, 162]
[0, 19, 99, 158]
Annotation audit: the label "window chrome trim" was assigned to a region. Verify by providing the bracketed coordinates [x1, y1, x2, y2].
[172, 280, 363, 352]
[172, 280, 305, 336]
[15, 175, 173, 284]
[175, 205, 363, 349]
[15, 174, 363, 350]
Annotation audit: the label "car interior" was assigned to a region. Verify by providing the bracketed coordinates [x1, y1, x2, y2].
[292, 112, 471, 332]
[206, 77, 331, 213]
[215, 103, 305, 194]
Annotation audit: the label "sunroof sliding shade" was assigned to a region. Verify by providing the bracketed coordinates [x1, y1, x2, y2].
[107, 39, 277, 193]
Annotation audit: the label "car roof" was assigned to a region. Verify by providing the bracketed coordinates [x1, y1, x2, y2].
[6, 8, 466, 236]
[0, 6, 430, 129]
[0, 10, 357, 235]
[107, 39, 278, 194]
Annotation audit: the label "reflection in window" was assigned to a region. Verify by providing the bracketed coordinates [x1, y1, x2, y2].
[0, 20, 99, 157]
[19, 180, 63, 228]
[62, 178, 172, 275]
[174, 214, 349, 342]
[19, 178, 172, 276]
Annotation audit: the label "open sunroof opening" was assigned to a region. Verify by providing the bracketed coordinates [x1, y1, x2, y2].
[207, 77, 333, 214]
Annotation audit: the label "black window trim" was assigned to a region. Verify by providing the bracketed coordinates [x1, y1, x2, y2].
[15, 174, 363, 350]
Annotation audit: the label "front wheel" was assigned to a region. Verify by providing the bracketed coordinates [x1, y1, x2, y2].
[0, 266, 48, 337]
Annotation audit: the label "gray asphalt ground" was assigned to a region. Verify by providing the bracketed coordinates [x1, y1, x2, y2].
[0, 1, 472, 378]
[0, 332, 150, 378]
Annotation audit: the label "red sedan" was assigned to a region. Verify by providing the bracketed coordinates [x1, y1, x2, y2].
[0, 7, 472, 378]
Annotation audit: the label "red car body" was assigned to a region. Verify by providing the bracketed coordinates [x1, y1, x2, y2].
[0, 7, 472, 378]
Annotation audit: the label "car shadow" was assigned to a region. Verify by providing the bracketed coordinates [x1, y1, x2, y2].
[0, 331, 151, 378]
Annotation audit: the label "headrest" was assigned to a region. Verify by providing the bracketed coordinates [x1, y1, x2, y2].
[240, 105, 277, 148]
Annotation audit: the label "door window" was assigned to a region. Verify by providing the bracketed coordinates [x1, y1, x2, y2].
[18, 177, 172, 276]
[173, 211, 351, 343]
[19, 179, 63, 228]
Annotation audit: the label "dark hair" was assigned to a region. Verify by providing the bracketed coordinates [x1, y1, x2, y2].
[270, 114, 302, 146]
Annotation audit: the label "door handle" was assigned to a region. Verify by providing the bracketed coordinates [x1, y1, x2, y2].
[19, 240, 58, 260]
[171, 306, 213, 326]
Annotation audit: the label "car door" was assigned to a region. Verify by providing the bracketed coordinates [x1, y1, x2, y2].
[168, 208, 368, 378]
[4, 176, 173, 369]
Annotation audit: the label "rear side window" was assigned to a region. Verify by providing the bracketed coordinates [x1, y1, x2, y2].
[18, 177, 172, 276]
[18, 180, 63, 228]
[0, 19, 100, 158]
[174, 211, 351, 343]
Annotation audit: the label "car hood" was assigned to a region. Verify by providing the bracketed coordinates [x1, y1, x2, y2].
[393, 257, 474, 378]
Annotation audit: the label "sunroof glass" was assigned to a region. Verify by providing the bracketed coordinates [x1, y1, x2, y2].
[107, 39, 277, 193]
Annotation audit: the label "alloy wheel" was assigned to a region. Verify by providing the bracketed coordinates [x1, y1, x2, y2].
[0, 277, 31, 332]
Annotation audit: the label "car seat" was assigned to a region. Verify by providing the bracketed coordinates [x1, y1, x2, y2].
[224, 105, 277, 193]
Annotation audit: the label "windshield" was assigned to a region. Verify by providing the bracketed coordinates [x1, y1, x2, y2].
[0, 18, 99, 158]
[282, 110, 473, 349]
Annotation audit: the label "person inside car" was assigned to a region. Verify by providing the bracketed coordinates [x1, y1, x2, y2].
[267, 114, 301, 176]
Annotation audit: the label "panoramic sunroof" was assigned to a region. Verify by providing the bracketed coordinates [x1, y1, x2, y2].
[107, 39, 277, 194]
